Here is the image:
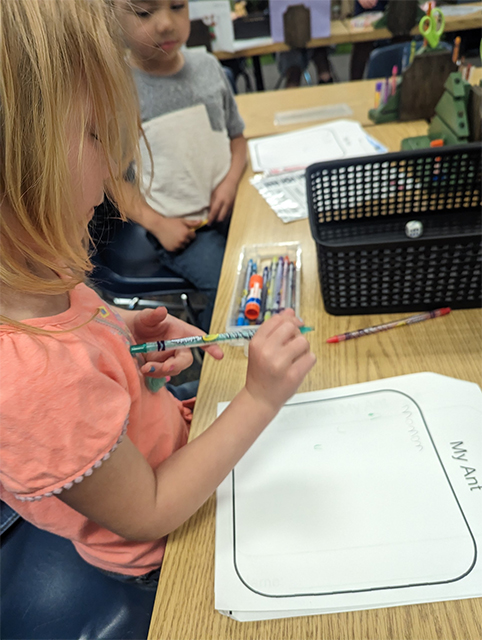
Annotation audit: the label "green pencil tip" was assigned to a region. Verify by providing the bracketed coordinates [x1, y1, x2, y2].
[130, 344, 146, 355]
[300, 326, 314, 334]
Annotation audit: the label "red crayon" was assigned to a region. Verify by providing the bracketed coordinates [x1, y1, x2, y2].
[326, 308, 451, 343]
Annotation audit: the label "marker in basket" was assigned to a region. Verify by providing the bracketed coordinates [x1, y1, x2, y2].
[131, 326, 315, 354]
[326, 308, 451, 344]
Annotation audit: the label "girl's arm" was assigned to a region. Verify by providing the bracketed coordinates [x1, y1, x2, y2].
[57, 312, 316, 541]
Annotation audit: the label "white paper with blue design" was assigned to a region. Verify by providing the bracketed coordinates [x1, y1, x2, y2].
[215, 373, 482, 621]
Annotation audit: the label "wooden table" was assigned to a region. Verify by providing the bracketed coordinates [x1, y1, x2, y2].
[236, 67, 482, 139]
[343, 1, 482, 43]
[217, 3, 482, 59]
[237, 77, 383, 137]
[148, 120, 482, 640]
[216, 20, 351, 61]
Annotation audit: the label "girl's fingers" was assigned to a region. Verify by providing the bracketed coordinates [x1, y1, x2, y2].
[257, 313, 304, 348]
[141, 352, 192, 377]
[199, 344, 224, 360]
[288, 350, 317, 381]
[138, 306, 168, 328]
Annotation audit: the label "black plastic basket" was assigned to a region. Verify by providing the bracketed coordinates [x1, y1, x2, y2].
[306, 143, 482, 315]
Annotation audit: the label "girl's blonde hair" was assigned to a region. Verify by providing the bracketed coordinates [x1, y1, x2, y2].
[0, 0, 141, 304]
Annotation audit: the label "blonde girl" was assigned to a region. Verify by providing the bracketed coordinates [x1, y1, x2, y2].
[0, 0, 315, 586]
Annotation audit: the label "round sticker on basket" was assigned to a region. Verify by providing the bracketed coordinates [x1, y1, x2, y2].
[405, 220, 423, 239]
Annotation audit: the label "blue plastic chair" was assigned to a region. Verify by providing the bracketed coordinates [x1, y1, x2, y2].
[367, 40, 453, 79]
[0, 502, 156, 640]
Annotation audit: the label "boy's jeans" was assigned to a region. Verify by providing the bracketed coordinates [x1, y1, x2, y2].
[148, 223, 228, 332]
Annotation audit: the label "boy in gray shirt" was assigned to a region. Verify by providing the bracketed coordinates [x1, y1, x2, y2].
[114, 0, 247, 331]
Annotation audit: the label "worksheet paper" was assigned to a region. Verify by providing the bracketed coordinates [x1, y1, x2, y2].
[215, 373, 482, 621]
[248, 120, 386, 173]
[249, 121, 387, 222]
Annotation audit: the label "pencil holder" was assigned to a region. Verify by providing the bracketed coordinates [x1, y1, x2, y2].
[306, 143, 482, 315]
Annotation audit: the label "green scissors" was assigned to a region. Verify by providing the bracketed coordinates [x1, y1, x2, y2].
[419, 8, 445, 49]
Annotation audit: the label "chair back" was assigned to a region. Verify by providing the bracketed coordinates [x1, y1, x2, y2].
[367, 40, 452, 79]
[90, 207, 195, 299]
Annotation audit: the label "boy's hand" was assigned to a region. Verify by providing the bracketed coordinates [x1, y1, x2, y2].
[151, 216, 199, 253]
[208, 176, 237, 225]
[245, 310, 316, 415]
[133, 307, 224, 378]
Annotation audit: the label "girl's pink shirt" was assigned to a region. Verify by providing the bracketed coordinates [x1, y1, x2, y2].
[0, 283, 192, 575]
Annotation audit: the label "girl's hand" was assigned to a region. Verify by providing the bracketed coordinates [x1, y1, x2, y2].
[245, 310, 316, 415]
[133, 307, 224, 378]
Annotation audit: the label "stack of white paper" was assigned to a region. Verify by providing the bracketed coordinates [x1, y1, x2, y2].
[248, 120, 387, 222]
[215, 373, 482, 621]
[248, 120, 387, 174]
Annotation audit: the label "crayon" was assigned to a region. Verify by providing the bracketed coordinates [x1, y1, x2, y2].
[374, 81, 382, 108]
[286, 261, 294, 311]
[257, 265, 270, 324]
[236, 259, 253, 326]
[264, 257, 277, 321]
[326, 308, 451, 343]
[272, 257, 284, 314]
[453, 36, 461, 65]
[279, 257, 290, 312]
[131, 326, 315, 354]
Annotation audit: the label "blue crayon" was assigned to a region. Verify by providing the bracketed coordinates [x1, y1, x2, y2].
[236, 259, 253, 325]
[279, 257, 290, 312]
[273, 257, 284, 314]
[256, 266, 270, 324]
[264, 257, 277, 321]
[286, 261, 294, 310]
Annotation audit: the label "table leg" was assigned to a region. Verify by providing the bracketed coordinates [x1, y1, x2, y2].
[252, 55, 265, 91]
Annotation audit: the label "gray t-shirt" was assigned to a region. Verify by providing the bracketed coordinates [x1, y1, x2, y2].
[132, 51, 245, 218]
[133, 49, 244, 137]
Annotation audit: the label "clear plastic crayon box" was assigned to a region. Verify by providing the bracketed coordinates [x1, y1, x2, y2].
[225, 242, 302, 342]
